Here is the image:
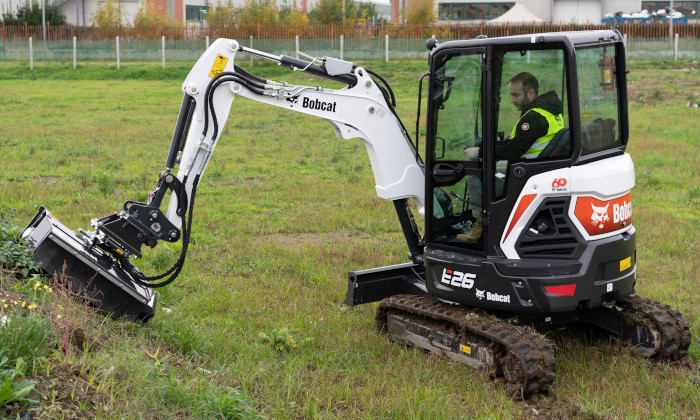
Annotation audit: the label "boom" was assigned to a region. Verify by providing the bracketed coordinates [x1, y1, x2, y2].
[165, 39, 425, 227]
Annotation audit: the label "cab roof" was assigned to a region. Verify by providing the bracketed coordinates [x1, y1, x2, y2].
[432, 30, 622, 56]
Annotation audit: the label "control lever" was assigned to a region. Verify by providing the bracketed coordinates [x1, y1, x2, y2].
[450, 190, 468, 203]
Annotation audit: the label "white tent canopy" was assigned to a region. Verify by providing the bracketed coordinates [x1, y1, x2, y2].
[487, 3, 544, 25]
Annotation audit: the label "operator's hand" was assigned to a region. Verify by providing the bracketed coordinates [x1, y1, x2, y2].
[464, 147, 480, 161]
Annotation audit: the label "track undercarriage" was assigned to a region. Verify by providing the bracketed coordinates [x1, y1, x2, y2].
[376, 293, 691, 397]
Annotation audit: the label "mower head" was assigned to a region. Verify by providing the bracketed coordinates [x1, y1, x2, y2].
[21, 206, 156, 322]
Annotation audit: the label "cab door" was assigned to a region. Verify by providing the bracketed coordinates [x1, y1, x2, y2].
[424, 48, 487, 253]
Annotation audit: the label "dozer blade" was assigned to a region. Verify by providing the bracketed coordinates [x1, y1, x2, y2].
[21, 206, 156, 322]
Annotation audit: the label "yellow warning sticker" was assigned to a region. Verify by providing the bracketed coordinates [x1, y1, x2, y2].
[620, 256, 632, 271]
[580, 113, 595, 119]
[459, 344, 471, 355]
[209, 54, 229, 78]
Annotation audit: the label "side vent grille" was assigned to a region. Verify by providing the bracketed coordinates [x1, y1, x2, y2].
[515, 198, 583, 259]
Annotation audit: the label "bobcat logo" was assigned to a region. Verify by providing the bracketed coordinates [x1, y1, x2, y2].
[286, 96, 299, 107]
[475, 289, 485, 300]
[591, 203, 610, 229]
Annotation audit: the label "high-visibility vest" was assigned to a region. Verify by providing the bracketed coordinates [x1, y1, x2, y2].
[511, 108, 565, 159]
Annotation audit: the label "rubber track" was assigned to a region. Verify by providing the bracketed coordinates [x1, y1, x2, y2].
[620, 294, 692, 360]
[376, 294, 556, 397]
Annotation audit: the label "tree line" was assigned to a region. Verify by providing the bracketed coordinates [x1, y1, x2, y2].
[1, 0, 437, 27]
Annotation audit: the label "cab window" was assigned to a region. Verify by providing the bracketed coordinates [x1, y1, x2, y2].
[576, 45, 623, 155]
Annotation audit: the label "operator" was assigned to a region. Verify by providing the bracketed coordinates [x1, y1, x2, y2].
[495, 72, 565, 160]
[457, 72, 564, 243]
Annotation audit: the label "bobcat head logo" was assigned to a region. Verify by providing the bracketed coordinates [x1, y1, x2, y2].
[590, 203, 610, 228]
[286, 96, 299, 107]
[475, 289, 485, 300]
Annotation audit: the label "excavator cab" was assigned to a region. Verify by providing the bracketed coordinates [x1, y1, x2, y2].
[422, 32, 631, 318]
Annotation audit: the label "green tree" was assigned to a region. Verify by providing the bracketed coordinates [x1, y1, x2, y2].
[308, 0, 357, 25]
[0, 0, 66, 25]
[356, 1, 379, 23]
[92, 0, 127, 27]
[237, 0, 279, 25]
[205, 0, 236, 25]
[407, 0, 435, 25]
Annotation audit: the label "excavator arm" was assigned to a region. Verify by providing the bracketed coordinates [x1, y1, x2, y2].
[21, 39, 426, 320]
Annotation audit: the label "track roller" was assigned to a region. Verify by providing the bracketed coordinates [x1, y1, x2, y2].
[376, 294, 556, 398]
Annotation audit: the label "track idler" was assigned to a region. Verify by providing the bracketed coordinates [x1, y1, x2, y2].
[618, 294, 692, 361]
[376, 295, 556, 398]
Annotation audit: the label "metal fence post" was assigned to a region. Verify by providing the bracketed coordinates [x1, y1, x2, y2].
[674, 33, 679, 62]
[295, 35, 299, 58]
[340, 34, 344, 60]
[250, 35, 253, 67]
[162, 35, 165, 69]
[29, 36, 33, 70]
[385, 34, 389, 63]
[73, 36, 76, 69]
[116, 36, 120, 69]
[206, 35, 209, 49]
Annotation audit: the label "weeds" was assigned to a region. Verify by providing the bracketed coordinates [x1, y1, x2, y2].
[258, 326, 312, 352]
[0, 209, 41, 277]
[156, 373, 262, 420]
[0, 307, 55, 369]
[0, 357, 38, 407]
[93, 173, 116, 195]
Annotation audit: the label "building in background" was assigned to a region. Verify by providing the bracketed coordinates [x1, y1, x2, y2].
[435, 0, 699, 24]
[59, 0, 145, 25]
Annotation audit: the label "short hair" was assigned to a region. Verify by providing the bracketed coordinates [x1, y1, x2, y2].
[509, 72, 539, 96]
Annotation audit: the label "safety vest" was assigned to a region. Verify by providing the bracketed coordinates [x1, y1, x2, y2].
[511, 108, 565, 159]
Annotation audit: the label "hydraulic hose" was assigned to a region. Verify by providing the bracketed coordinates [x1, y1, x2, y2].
[125, 174, 200, 289]
[202, 71, 266, 141]
[364, 67, 396, 108]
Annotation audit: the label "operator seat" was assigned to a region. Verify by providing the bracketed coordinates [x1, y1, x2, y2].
[538, 127, 571, 159]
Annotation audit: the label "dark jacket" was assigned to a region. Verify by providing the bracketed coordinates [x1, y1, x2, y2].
[495, 91, 564, 160]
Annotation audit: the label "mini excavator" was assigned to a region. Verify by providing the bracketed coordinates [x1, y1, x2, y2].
[22, 30, 691, 396]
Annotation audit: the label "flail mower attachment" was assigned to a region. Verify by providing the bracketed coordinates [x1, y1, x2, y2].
[21, 206, 156, 322]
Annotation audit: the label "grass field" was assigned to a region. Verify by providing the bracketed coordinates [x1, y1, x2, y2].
[0, 58, 699, 419]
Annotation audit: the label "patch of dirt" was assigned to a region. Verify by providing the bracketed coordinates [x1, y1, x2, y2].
[519, 397, 592, 420]
[626, 65, 699, 105]
[37, 176, 61, 183]
[2, 363, 99, 420]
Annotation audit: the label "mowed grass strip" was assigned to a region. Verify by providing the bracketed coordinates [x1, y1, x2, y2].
[0, 59, 698, 418]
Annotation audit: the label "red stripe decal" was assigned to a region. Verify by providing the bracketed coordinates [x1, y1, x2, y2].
[503, 194, 537, 243]
[545, 284, 577, 296]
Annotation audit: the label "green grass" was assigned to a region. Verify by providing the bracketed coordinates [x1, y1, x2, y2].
[0, 58, 699, 418]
